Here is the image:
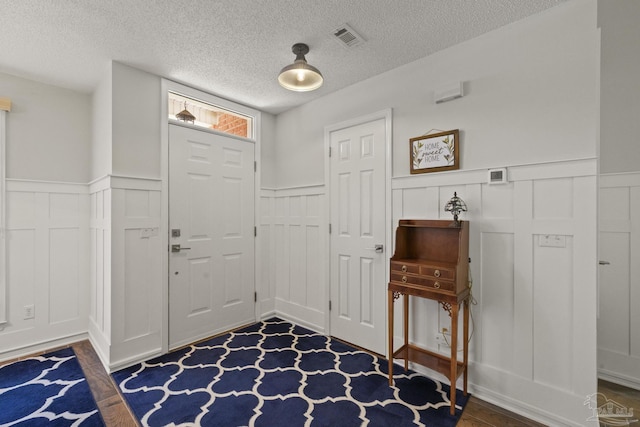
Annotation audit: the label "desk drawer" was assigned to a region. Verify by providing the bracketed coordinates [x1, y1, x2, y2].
[390, 261, 420, 274]
[419, 266, 455, 280]
[390, 272, 455, 292]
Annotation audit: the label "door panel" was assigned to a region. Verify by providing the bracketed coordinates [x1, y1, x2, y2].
[169, 124, 255, 349]
[330, 117, 387, 354]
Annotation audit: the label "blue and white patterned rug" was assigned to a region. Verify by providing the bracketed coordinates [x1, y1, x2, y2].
[0, 347, 105, 426]
[113, 318, 468, 427]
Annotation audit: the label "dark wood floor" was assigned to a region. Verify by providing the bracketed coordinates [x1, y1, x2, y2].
[4, 340, 635, 426]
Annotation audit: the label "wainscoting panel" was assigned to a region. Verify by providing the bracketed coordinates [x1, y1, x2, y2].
[49, 227, 81, 324]
[391, 158, 597, 426]
[258, 192, 276, 315]
[89, 176, 162, 371]
[259, 187, 326, 332]
[598, 172, 640, 389]
[0, 180, 89, 360]
[259, 160, 596, 425]
[480, 231, 514, 372]
[89, 180, 111, 365]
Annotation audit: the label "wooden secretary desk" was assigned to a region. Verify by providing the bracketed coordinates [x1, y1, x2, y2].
[387, 219, 470, 415]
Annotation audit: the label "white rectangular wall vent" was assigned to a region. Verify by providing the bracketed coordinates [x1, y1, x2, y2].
[332, 24, 365, 48]
[434, 82, 464, 104]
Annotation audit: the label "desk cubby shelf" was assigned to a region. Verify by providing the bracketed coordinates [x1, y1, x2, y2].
[387, 219, 470, 416]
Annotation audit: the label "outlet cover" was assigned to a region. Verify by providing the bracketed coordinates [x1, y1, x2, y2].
[435, 332, 452, 347]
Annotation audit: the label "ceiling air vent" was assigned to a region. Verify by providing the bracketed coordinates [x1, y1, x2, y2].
[332, 24, 365, 48]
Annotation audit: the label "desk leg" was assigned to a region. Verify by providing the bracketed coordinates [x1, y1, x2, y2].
[388, 289, 394, 386]
[403, 294, 409, 372]
[449, 302, 459, 416]
[463, 297, 469, 395]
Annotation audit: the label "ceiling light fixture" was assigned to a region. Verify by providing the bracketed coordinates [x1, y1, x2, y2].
[278, 43, 323, 92]
[175, 101, 196, 123]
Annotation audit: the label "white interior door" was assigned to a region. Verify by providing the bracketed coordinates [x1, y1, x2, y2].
[169, 124, 255, 349]
[330, 117, 387, 355]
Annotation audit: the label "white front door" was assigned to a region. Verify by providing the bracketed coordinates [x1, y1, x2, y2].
[169, 124, 255, 349]
[329, 116, 388, 355]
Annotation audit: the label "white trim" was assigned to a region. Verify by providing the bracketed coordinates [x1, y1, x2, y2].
[392, 157, 597, 190]
[106, 347, 164, 373]
[168, 119, 255, 144]
[6, 179, 89, 194]
[268, 185, 325, 198]
[598, 369, 640, 391]
[160, 79, 262, 355]
[88, 175, 162, 193]
[469, 381, 585, 427]
[323, 108, 393, 354]
[0, 332, 89, 364]
[259, 189, 276, 198]
[600, 170, 640, 187]
[0, 110, 6, 326]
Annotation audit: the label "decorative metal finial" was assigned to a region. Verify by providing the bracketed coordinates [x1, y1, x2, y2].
[444, 192, 467, 224]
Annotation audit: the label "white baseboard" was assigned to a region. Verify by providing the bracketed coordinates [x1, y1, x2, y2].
[599, 369, 640, 391]
[273, 298, 325, 334]
[0, 332, 89, 363]
[469, 383, 587, 427]
[107, 347, 163, 374]
[259, 310, 277, 321]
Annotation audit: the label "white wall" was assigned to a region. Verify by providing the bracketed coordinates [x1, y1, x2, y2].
[595, 0, 640, 391]
[0, 3, 607, 425]
[598, 0, 640, 174]
[88, 176, 162, 371]
[268, 1, 599, 425]
[88, 63, 165, 370]
[112, 63, 161, 179]
[0, 74, 91, 360]
[260, 113, 277, 189]
[259, 187, 326, 331]
[89, 64, 271, 370]
[598, 172, 640, 389]
[391, 160, 596, 425]
[274, 1, 598, 188]
[91, 65, 112, 181]
[0, 180, 90, 359]
[0, 72, 91, 183]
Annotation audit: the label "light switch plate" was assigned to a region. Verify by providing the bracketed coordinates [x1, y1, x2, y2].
[539, 234, 566, 248]
[140, 228, 159, 238]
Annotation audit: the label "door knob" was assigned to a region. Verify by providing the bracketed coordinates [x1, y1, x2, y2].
[366, 244, 384, 253]
[599, 260, 610, 265]
[171, 244, 191, 253]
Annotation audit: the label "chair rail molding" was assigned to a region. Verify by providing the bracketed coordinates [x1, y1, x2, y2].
[0, 108, 7, 326]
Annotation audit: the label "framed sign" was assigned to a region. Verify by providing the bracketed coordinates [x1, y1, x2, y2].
[410, 129, 459, 174]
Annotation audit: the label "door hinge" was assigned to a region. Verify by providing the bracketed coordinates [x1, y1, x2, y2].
[254, 226, 257, 237]
[329, 300, 332, 311]
[255, 291, 257, 302]
[254, 161, 257, 172]
[329, 223, 332, 234]
[329, 146, 332, 157]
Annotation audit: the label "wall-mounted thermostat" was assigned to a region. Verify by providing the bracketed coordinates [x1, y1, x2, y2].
[488, 168, 507, 184]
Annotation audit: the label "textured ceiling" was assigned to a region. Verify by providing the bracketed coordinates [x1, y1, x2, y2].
[0, 0, 566, 114]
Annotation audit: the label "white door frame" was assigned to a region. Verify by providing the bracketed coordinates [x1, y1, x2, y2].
[323, 109, 393, 354]
[160, 79, 261, 355]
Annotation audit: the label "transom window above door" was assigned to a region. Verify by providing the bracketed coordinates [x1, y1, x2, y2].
[168, 92, 252, 138]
